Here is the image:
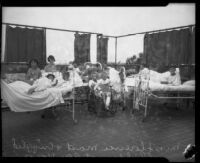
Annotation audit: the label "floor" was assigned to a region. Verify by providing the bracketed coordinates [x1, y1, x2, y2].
[2, 99, 195, 161]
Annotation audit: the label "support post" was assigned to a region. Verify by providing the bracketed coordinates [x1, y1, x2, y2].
[115, 37, 117, 69]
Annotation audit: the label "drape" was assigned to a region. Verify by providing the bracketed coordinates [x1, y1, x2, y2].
[143, 28, 195, 72]
[5, 25, 46, 67]
[74, 33, 91, 65]
[97, 36, 108, 64]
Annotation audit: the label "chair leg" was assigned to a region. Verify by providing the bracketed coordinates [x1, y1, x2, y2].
[72, 100, 78, 124]
[143, 96, 148, 122]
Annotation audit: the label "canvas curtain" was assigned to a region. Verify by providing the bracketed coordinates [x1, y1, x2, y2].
[97, 36, 109, 64]
[5, 25, 46, 67]
[74, 33, 91, 65]
[143, 28, 195, 72]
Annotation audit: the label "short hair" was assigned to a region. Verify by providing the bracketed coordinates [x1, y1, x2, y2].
[169, 65, 176, 70]
[46, 74, 55, 79]
[28, 59, 39, 67]
[47, 55, 55, 62]
[73, 63, 77, 68]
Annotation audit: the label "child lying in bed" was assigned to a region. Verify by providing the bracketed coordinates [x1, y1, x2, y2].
[160, 67, 181, 86]
[27, 74, 58, 94]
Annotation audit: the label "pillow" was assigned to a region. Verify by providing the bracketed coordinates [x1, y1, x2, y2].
[183, 80, 195, 86]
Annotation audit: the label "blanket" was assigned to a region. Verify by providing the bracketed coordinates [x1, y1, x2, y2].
[1, 80, 73, 112]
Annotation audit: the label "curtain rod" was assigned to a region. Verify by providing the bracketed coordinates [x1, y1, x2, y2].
[116, 24, 195, 38]
[2, 22, 117, 38]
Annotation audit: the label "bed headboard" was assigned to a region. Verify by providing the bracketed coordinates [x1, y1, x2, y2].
[1, 62, 29, 74]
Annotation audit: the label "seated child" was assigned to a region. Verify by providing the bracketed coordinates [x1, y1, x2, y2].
[62, 71, 70, 81]
[94, 72, 111, 110]
[88, 72, 98, 89]
[27, 74, 58, 94]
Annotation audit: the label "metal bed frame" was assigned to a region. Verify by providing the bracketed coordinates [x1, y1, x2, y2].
[43, 69, 89, 124]
[84, 62, 102, 70]
[132, 72, 195, 122]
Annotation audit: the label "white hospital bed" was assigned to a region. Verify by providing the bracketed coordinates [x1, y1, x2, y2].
[125, 70, 195, 122]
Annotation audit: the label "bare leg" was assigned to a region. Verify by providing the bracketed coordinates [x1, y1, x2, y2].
[105, 93, 111, 110]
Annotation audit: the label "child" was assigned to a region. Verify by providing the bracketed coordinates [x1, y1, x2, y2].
[95, 72, 111, 110]
[26, 59, 42, 85]
[88, 72, 98, 89]
[27, 74, 58, 94]
[62, 71, 70, 81]
[161, 66, 181, 86]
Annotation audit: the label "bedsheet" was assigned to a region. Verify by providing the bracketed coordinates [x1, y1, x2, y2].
[125, 77, 195, 92]
[1, 80, 88, 112]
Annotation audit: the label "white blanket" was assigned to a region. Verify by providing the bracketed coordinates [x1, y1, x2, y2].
[41, 70, 83, 87]
[125, 77, 195, 92]
[1, 79, 74, 112]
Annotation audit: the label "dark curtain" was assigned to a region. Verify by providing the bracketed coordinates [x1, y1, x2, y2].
[143, 28, 194, 72]
[97, 36, 108, 64]
[191, 27, 195, 64]
[74, 33, 91, 65]
[5, 25, 46, 67]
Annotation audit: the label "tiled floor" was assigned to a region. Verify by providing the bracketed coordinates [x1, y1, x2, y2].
[2, 100, 195, 161]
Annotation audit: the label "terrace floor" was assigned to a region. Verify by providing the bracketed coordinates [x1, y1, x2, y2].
[2, 99, 195, 161]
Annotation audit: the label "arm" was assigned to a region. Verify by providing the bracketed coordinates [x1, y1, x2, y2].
[38, 69, 42, 79]
[44, 65, 49, 72]
[26, 68, 31, 80]
[51, 79, 58, 87]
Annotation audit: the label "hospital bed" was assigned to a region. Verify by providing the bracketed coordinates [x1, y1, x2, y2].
[1, 70, 89, 124]
[125, 68, 195, 122]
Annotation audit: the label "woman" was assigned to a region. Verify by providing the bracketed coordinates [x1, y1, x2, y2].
[26, 59, 42, 85]
[44, 55, 57, 72]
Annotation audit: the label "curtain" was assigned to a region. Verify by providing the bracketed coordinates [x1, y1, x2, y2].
[97, 36, 109, 64]
[143, 28, 194, 72]
[74, 33, 91, 65]
[5, 25, 46, 67]
[191, 27, 195, 64]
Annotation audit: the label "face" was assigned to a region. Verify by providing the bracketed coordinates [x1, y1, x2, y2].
[31, 61, 37, 68]
[91, 73, 97, 80]
[102, 73, 107, 80]
[48, 75, 54, 81]
[170, 68, 176, 76]
[49, 58, 55, 64]
[73, 63, 77, 68]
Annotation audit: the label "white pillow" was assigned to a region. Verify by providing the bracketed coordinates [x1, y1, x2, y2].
[183, 80, 195, 86]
